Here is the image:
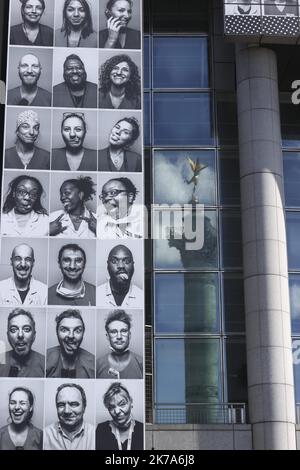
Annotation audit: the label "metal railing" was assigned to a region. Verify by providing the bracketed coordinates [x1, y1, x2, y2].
[154, 403, 247, 425]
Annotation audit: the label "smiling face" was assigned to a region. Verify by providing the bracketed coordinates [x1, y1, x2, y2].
[107, 245, 134, 289]
[109, 121, 133, 149]
[23, 0, 44, 25]
[101, 180, 134, 220]
[64, 58, 87, 90]
[59, 248, 85, 283]
[7, 314, 36, 358]
[66, 0, 86, 28]
[56, 387, 84, 431]
[17, 121, 40, 147]
[107, 319, 130, 353]
[11, 244, 35, 284]
[62, 116, 86, 150]
[18, 54, 41, 87]
[9, 390, 33, 426]
[108, 0, 132, 28]
[107, 391, 132, 428]
[57, 317, 84, 357]
[110, 61, 131, 87]
[60, 182, 84, 213]
[13, 178, 40, 215]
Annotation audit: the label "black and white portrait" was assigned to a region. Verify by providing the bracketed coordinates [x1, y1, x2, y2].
[10, 0, 54, 47]
[97, 173, 144, 239]
[0, 307, 46, 378]
[48, 239, 96, 306]
[0, 237, 48, 307]
[99, 0, 141, 50]
[46, 308, 95, 379]
[1, 171, 49, 238]
[51, 110, 97, 171]
[52, 48, 98, 109]
[7, 47, 53, 107]
[5, 107, 51, 170]
[43, 380, 95, 450]
[95, 380, 144, 450]
[225, 1, 261, 15]
[50, 173, 97, 239]
[263, 0, 298, 16]
[0, 380, 44, 450]
[54, 0, 98, 48]
[99, 50, 141, 110]
[96, 309, 143, 379]
[96, 240, 144, 309]
[98, 110, 142, 172]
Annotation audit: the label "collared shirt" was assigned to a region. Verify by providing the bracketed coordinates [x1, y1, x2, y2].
[1, 210, 49, 237]
[0, 277, 48, 306]
[97, 205, 144, 240]
[50, 208, 96, 239]
[46, 346, 95, 378]
[44, 421, 95, 450]
[0, 349, 45, 378]
[97, 281, 143, 308]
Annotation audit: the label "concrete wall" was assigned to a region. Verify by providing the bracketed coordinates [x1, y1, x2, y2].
[146, 425, 253, 451]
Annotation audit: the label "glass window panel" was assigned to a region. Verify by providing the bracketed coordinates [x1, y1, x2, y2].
[223, 273, 245, 333]
[153, 37, 209, 89]
[154, 150, 216, 206]
[154, 210, 218, 270]
[225, 339, 248, 403]
[287, 212, 300, 270]
[153, 92, 214, 146]
[155, 339, 221, 406]
[219, 151, 241, 206]
[144, 37, 150, 89]
[289, 274, 300, 334]
[144, 92, 151, 147]
[155, 273, 220, 334]
[292, 339, 300, 402]
[221, 211, 243, 269]
[283, 152, 300, 207]
[152, 0, 209, 33]
[217, 93, 238, 146]
[280, 93, 300, 148]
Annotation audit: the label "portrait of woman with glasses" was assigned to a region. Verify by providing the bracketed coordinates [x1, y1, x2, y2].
[10, 0, 54, 46]
[1, 174, 49, 237]
[55, 0, 97, 47]
[0, 387, 43, 450]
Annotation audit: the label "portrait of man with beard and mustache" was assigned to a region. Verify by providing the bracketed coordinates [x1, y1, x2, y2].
[0, 308, 45, 378]
[7, 53, 52, 107]
[97, 244, 143, 308]
[0, 244, 48, 306]
[53, 54, 97, 108]
[46, 309, 95, 378]
[48, 243, 96, 306]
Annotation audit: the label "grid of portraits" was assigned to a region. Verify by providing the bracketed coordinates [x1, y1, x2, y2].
[0, 0, 144, 451]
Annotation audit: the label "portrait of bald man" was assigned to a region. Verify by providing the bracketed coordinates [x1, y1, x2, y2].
[7, 50, 52, 107]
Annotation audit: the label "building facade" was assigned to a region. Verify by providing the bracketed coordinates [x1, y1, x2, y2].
[1, 0, 300, 451]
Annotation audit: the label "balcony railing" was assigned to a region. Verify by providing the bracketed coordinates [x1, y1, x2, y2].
[154, 403, 247, 425]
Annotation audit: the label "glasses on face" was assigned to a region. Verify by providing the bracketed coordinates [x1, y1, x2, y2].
[108, 328, 129, 337]
[15, 188, 39, 200]
[100, 189, 128, 200]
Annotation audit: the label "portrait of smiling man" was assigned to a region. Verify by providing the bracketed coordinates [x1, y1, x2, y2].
[7, 52, 52, 107]
[46, 309, 95, 378]
[44, 383, 95, 450]
[53, 53, 97, 108]
[0, 308, 45, 378]
[48, 243, 96, 306]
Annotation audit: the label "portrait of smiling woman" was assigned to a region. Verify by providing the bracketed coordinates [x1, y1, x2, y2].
[99, 54, 141, 109]
[55, 0, 97, 48]
[1, 174, 49, 237]
[0, 387, 43, 451]
[10, 0, 54, 46]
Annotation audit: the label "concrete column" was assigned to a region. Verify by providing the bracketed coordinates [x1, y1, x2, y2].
[235, 44, 296, 450]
